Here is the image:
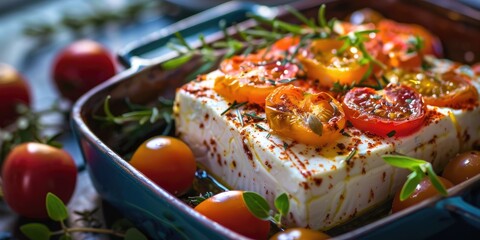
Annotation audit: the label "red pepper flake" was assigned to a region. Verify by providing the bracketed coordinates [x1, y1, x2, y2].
[242, 140, 255, 167]
[299, 182, 310, 190]
[265, 160, 272, 169]
[313, 177, 323, 186]
[368, 189, 375, 203]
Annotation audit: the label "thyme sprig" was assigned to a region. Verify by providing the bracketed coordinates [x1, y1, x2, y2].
[186, 192, 214, 207]
[0, 103, 66, 164]
[382, 155, 448, 201]
[20, 193, 146, 240]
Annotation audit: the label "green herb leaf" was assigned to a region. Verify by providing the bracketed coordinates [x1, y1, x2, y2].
[345, 149, 357, 163]
[60, 235, 72, 240]
[286, 5, 315, 29]
[274, 193, 289, 217]
[318, 4, 327, 29]
[382, 155, 425, 170]
[255, 124, 268, 131]
[400, 170, 422, 201]
[242, 191, 271, 220]
[245, 112, 265, 120]
[387, 130, 396, 138]
[46, 192, 69, 221]
[307, 114, 323, 136]
[20, 223, 51, 240]
[426, 164, 448, 196]
[273, 20, 303, 35]
[124, 228, 148, 240]
[161, 53, 193, 70]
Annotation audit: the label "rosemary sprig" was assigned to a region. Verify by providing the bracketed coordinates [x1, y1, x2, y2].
[382, 154, 448, 201]
[95, 96, 174, 136]
[220, 101, 248, 116]
[245, 112, 265, 120]
[161, 4, 337, 74]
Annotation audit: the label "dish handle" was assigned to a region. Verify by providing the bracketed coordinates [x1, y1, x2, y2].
[437, 196, 480, 229]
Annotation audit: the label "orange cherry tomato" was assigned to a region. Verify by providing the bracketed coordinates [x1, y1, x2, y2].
[377, 20, 442, 69]
[257, 36, 301, 60]
[384, 69, 478, 109]
[194, 191, 270, 240]
[342, 84, 426, 137]
[215, 58, 299, 105]
[266, 85, 346, 146]
[299, 39, 369, 88]
[392, 177, 453, 213]
[129, 136, 196, 196]
[443, 151, 480, 185]
[270, 228, 330, 240]
[0, 63, 31, 127]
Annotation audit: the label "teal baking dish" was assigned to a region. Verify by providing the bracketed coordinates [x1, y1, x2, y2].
[71, 0, 480, 239]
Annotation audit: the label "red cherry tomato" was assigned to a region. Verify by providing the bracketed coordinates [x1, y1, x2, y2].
[377, 19, 442, 69]
[52, 39, 116, 102]
[129, 136, 196, 196]
[0, 63, 31, 127]
[392, 177, 453, 213]
[2, 142, 77, 218]
[270, 228, 330, 240]
[342, 84, 426, 137]
[194, 191, 270, 240]
[442, 151, 480, 185]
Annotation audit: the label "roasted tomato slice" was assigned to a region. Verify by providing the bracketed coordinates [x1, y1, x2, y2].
[220, 36, 300, 76]
[343, 84, 426, 137]
[215, 58, 299, 105]
[265, 85, 346, 146]
[377, 19, 442, 69]
[299, 39, 370, 88]
[385, 69, 478, 109]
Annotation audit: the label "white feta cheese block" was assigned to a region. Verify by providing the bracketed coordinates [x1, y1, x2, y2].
[173, 69, 477, 230]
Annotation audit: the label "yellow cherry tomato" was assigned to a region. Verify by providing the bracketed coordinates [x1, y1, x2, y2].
[299, 39, 369, 88]
[266, 85, 345, 146]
